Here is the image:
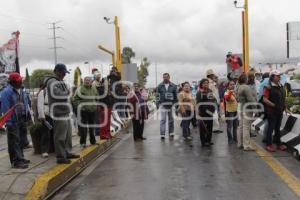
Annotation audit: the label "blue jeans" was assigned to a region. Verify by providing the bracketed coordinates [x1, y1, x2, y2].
[160, 107, 174, 136]
[225, 112, 238, 142]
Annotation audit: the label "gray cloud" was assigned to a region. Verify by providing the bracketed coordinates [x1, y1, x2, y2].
[0, 0, 300, 87]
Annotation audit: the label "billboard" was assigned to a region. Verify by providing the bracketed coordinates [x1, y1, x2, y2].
[226, 52, 243, 80]
[287, 22, 300, 58]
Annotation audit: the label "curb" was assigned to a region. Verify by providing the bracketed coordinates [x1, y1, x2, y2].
[24, 136, 120, 200]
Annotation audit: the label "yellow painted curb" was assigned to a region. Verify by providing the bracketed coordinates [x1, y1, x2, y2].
[24, 139, 116, 200]
[253, 142, 300, 197]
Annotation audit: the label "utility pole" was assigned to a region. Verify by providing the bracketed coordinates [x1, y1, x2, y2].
[49, 21, 63, 65]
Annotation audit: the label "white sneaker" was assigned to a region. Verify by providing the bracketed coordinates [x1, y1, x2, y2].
[187, 136, 193, 140]
[80, 144, 87, 148]
[42, 153, 49, 158]
[169, 133, 174, 138]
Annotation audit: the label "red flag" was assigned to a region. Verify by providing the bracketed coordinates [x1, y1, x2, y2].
[0, 105, 17, 127]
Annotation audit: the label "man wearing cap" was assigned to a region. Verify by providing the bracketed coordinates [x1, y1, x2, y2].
[263, 69, 288, 152]
[1, 72, 30, 169]
[46, 64, 80, 164]
[206, 69, 222, 134]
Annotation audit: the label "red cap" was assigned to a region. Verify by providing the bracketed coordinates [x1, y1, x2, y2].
[9, 72, 22, 82]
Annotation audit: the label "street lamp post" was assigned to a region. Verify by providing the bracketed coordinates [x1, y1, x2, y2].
[103, 16, 122, 73]
[98, 45, 116, 67]
[234, 0, 250, 73]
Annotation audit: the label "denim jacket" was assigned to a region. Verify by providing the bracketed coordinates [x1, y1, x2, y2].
[156, 82, 178, 109]
[0, 84, 30, 125]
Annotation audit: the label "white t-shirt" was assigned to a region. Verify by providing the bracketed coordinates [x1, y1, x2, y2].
[164, 83, 169, 91]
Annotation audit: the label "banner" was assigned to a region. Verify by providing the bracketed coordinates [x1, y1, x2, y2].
[0, 31, 20, 73]
[0, 104, 17, 127]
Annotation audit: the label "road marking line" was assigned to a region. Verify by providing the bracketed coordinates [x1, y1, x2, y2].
[253, 142, 300, 197]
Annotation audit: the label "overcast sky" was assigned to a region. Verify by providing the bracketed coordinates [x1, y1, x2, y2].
[0, 0, 300, 87]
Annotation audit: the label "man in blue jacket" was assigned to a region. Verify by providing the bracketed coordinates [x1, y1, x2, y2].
[1, 72, 30, 169]
[156, 73, 178, 140]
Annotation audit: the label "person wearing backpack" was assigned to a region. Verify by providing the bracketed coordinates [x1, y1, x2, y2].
[263, 70, 288, 152]
[224, 80, 238, 144]
[46, 64, 80, 164]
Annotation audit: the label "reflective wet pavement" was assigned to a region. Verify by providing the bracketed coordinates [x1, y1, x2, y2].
[59, 117, 300, 200]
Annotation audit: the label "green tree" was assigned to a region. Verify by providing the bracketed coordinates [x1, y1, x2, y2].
[292, 73, 300, 80]
[74, 67, 82, 87]
[24, 68, 31, 88]
[30, 69, 54, 88]
[121, 47, 135, 64]
[138, 57, 150, 87]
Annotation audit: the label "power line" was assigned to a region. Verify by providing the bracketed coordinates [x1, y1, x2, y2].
[0, 11, 46, 27]
[62, 28, 105, 61]
[49, 21, 64, 65]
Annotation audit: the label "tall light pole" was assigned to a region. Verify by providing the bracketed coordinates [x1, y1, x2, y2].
[234, 0, 250, 73]
[103, 16, 122, 73]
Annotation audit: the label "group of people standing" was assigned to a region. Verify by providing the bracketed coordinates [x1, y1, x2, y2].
[155, 68, 289, 153]
[1, 63, 151, 169]
[0, 63, 291, 169]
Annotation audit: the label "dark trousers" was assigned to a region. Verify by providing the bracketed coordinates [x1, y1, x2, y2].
[181, 110, 192, 138]
[95, 106, 101, 136]
[191, 110, 197, 127]
[132, 119, 145, 140]
[7, 123, 25, 164]
[226, 112, 238, 142]
[79, 111, 96, 145]
[266, 112, 283, 146]
[40, 115, 53, 153]
[199, 120, 213, 145]
[20, 116, 30, 149]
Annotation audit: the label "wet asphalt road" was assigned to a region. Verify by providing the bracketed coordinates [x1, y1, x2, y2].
[59, 117, 300, 200]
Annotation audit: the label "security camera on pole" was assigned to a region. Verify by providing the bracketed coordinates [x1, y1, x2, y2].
[103, 16, 122, 76]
